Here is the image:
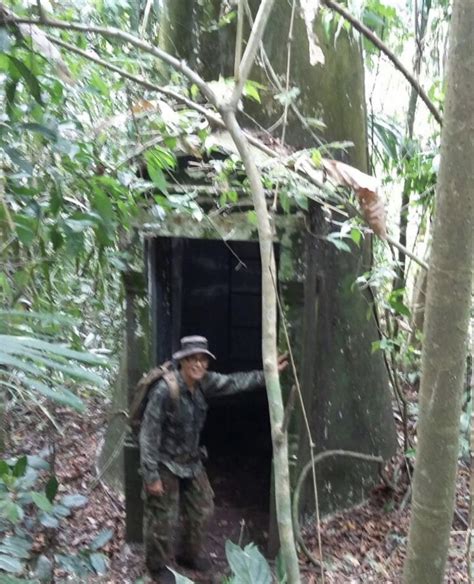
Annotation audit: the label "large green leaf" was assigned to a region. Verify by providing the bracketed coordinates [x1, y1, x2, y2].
[0, 311, 76, 327]
[169, 569, 194, 584]
[7, 56, 43, 105]
[45, 476, 58, 503]
[12, 457, 27, 479]
[89, 529, 114, 551]
[89, 552, 108, 575]
[0, 554, 24, 574]
[60, 494, 88, 509]
[21, 123, 58, 142]
[21, 377, 84, 412]
[30, 492, 53, 514]
[39, 513, 59, 529]
[0, 500, 24, 524]
[0, 536, 32, 560]
[3, 147, 33, 176]
[225, 541, 271, 584]
[0, 336, 107, 366]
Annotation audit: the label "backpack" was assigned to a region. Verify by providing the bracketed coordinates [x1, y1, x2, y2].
[129, 361, 179, 435]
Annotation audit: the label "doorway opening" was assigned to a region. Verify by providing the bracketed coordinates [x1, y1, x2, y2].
[150, 237, 275, 550]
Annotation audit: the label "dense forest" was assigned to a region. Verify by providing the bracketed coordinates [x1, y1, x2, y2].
[0, 0, 472, 583]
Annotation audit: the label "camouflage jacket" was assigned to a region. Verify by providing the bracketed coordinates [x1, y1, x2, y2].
[139, 369, 265, 484]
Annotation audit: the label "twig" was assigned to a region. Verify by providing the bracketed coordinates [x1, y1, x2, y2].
[386, 233, 429, 271]
[271, 272, 326, 582]
[271, 0, 297, 211]
[234, 0, 244, 79]
[139, 0, 154, 37]
[281, 0, 297, 146]
[1, 5, 217, 105]
[293, 450, 384, 567]
[230, 0, 276, 107]
[321, 0, 442, 125]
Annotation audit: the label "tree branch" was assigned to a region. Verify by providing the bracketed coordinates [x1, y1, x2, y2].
[322, 0, 443, 126]
[230, 0, 276, 106]
[4, 4, 430, 274]
[1, 4, 216, 105]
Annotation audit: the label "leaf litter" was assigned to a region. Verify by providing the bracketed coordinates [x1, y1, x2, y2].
[5, 390, 469, 583]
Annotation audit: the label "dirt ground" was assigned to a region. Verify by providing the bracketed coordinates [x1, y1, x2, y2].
[5, 394, 470, 583]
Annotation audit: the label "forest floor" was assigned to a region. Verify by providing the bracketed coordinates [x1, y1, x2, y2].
[5, 391, 470, 583]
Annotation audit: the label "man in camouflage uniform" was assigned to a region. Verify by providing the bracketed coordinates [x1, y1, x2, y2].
[140, 335, 285, 583]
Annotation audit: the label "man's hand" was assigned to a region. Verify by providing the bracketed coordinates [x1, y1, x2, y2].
[277, 353, 289, 373]
[146, 479, 164, 496]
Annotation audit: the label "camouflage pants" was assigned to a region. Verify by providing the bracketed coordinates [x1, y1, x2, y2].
[143, 465, 215, 572]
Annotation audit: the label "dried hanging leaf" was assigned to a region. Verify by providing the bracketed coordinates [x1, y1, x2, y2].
[299, 0, 325, 65]
[322, 159, 387, 238]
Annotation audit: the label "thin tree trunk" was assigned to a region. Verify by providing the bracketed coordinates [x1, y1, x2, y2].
[394, 0, 430, 292]
[403, 1, 474, 581]
[222, 109, 301, 584]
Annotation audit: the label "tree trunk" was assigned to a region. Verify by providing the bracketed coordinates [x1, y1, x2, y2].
[222, 108, 301, 584]
[393, 0, 430, 293]
[403, 1, 474, 581]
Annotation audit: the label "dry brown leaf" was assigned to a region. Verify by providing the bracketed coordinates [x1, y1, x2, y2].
[322, 159, 387, 238]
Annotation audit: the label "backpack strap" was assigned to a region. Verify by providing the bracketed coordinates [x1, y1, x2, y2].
[162, 369, 180, 404]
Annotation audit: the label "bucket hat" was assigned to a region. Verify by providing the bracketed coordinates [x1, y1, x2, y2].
[172, 335, 216, 361]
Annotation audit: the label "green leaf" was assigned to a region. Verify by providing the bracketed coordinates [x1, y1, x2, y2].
[0, 29, 12, 52]
[34, 554, 53, 582]
[0, 554, 24, 574]
[310, 149, 323, 167]
[26, 455, 49, 471]
[89, 529, 114, 551]
[55, 553, 90, 576]
[92, 190, 114, 226]
[14, 215, 37, 246]
[350, 228, 362, 246]
[89, 553, 108, 575]
[18, 376, 85, 412]
[39, 514, 59, 529]
[21, 123, 58, 142]
[326, 236, 351, 253]
[0, 576, 37, 584]
[145, 150, 171, 194]
[0, 536, 32, 560]
[246, 210, 257, 226]
[60, 494, 88, 509]
[0, 461, 10, 477]
[274, 86, 300, 106]
[225, 541, 271, 584]
[45, 477, 58, 503]
[31, 492, 53, 514]
[168, 569, 194, 584]
[0, 500, 23, 524]
[12, 457, 27, 479]
[3, 147, 33, 176]
[0, 336, 107, 366]
[243, 80, 264, 103]
[7, 56, 43, 105]
[51, 504, 70, 518]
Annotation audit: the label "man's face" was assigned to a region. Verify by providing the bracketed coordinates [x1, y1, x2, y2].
[180, 353, 209, 385]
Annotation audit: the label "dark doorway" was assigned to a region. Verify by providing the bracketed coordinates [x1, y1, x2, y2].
[150, 237, 274, 550]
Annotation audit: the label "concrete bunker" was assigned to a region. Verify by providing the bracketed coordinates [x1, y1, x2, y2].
[100, 138, 397, 555]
